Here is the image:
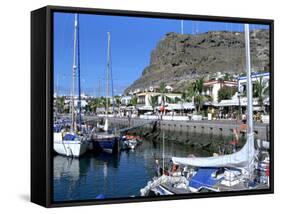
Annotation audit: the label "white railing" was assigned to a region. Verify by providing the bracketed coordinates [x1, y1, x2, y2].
[139, 115, 159, 120]
[139, 115, 192, 121]
[97, 114, 203, 121]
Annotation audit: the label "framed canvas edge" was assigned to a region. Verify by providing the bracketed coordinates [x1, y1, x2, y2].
[31, 5, 274, 208]
[31, 7, 48, 207]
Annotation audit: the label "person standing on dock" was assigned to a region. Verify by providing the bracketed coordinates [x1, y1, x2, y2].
[160, 106, 165, 120]
[242, 114, 247, 124]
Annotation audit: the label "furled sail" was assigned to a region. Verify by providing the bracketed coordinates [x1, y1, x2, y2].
[172, 133, 255, 168]
[103, 118, 109, 132]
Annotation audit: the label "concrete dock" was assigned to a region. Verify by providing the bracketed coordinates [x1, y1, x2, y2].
[84, 116, 270, 141]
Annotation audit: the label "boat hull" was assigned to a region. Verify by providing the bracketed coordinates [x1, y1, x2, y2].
[53, 133, 88, 157]
[94, 137, 119, 154]
[54, 141, 88, 157]
[151, 185, 175, 196]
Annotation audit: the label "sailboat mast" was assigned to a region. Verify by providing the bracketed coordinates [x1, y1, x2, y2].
[71, 14, 78, 132]
[244, 24, 253, 135]
[162, 129, 165, 173]
[55, 75, 59, 119]
[110, 39, 115, 116]
[98, 78, 101, 98]
[77, 14, 82, 129]
[106, 32, 111, 118]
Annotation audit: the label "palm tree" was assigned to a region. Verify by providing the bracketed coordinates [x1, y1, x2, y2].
[114, 96, 121, 115]
[193, 78, 204, 113]
[99, 97, 108, 113]
[223, 73, 230, 81]
[130, 95, 138, 108]
[149, 95, 159, 114]
[253, 76, 269, 113]
[56, 96, 65, 113]
[194, 78, 204, 95]
[159, 82, 168, 106]
[194, 95, 210, 113]
[183, 77, 210, 113]
[180, 85, 197, 115]
[182, 84, 196, 102]
[86, 97, 106, 114]
[84, 101, 92, 114]
[85, 98, 100, 114]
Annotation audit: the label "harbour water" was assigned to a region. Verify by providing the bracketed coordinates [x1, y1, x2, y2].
[53, 131, 246, 202]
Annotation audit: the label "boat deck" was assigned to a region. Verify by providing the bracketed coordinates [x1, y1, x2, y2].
[161, 183, 191, 194]
[213, 182, 269, 192]
[92, 132, 117, 139]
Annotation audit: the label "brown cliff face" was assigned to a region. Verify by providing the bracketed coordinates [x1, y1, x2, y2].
[125, 29, 269, 93]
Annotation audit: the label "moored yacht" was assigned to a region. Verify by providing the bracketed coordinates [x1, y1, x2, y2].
[53, 14, 88, 158]
[91, 32, 119, 154]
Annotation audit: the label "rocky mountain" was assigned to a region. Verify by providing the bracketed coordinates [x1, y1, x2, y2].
[125, 29, 269, 93]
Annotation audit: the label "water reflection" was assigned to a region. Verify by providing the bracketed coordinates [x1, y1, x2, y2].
[53, 131, 246, 201]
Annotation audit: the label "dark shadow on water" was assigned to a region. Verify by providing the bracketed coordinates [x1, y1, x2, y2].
[19, 194, 30, 202]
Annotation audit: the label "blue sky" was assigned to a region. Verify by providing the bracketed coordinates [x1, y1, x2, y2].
[54, 12, 269, 96]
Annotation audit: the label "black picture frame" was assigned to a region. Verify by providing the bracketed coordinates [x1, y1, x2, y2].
[31, 5, 274, 208]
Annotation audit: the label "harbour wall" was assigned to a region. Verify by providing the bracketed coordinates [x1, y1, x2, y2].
[84, 116, 270, 141]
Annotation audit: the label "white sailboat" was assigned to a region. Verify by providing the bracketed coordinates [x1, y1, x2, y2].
[53, 14, 88, 158]
[53, 132, 88, 157]
[172, 24, 256, 171]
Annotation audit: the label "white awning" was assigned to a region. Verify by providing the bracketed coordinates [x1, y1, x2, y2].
[216, 97, 257, 107]
[156, 103, 195, 110]
[215, 99, 246, 107]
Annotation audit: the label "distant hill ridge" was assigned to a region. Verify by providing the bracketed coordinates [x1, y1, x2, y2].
[125, 29, 269, 93]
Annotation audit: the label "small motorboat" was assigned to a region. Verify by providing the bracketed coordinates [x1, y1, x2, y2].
[121, 135, 141, 150]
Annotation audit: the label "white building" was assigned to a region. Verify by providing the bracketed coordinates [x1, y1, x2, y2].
[64, 98, 88, 108]
[203, 80, 237, 103]
[238, 72, 270, 94]
[74, 100, 88, 108]
[121, 96, 132, 106]
[136, 92, 182, 107]
[165, 85, 173, 92]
